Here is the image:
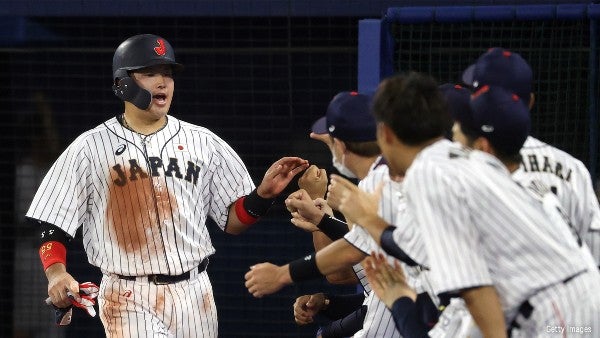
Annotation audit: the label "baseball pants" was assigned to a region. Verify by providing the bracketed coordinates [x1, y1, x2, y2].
[98, 269, 218, 337]
[511, 269, 600, 337]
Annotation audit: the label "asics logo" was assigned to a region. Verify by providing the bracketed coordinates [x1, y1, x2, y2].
[115, 144, 126, 155]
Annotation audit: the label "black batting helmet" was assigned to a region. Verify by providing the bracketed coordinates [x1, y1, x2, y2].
[112, 34, 183, 81]
[112, 34, 183, 109]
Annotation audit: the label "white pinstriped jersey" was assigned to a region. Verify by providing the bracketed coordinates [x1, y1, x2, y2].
[27, 115, 254, 276]
[513, 136, 600, 266]
[404, 140, 588, 323]
[344, 158, 417, 338]
[346, 157, 389, 294]
[348, 159, 389, 294]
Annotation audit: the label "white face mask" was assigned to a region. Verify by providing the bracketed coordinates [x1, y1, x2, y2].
[332, 152, 357, 179]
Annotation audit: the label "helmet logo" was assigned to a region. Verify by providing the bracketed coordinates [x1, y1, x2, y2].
[154, 39, 167, 56]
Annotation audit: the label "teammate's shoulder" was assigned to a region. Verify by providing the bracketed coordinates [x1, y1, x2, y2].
[174, 117, 220, 137]
[359, 162, 389, 189]
[521, 136, 585, 166]
[522, 136, 569, 156]
[520, 136, 560, 153]
[69, 117, 117, 142]
[414, 139, 461, 166]
[369, 157, 389, 174]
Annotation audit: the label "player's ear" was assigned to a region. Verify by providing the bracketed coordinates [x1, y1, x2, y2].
[377, 122, 395, 146]
[473, 136, 494, 154]
[333, 137, 347, 153]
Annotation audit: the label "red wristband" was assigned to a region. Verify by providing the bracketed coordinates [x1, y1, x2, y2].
[234, 197, 259, 225]
[39, 241, 67, 270]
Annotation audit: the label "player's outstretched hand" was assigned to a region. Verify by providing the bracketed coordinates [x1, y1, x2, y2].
[290, 212, 319, 232]
[286, 189, 325, 227]
[257, 157, 310, 199]
[45, 264, 81, 308]
[244, 262, 292, 298]
[364, 252, 416, 309]
[293, 293, 327, 325]
[329, 174, 381, 226]
[298, 165, 328, 200]
[314, 198, 333, 217]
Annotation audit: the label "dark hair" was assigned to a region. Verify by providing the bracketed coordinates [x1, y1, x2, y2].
[371, 72, 452, 145]
[344, 140, 381, 157]
[328, 135, 381, 157]
[461, 124, 523, 164]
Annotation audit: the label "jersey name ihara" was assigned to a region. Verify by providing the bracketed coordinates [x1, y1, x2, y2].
[112, 157, 201, 186]
[520, 154, 572, 181]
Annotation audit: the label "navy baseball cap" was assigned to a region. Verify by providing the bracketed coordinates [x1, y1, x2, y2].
[469, 85, 531, 155]
[311, 91, 376, 142]
[438, 83, 476, 132]
[462, 47, 533, 104]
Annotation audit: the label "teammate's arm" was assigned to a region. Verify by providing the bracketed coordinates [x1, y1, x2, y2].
[34, 220, 81, 308]
[365, 253, 424, 336]
[460, 286, 507, 338]
[318, 238, 363, 285]
[226, 157, 309, 234]
[285, 190, 358, 284]
[319, 304, 368, 338]
[244, 238, 366, 297]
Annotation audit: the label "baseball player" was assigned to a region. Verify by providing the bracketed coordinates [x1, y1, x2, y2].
[320, 83, 478, 338]
[462, 47, 600, 268]
[293, 91, 381, 286]
[286, 91, 407, 337]
[446, 82, 599, 274]
[346, 83, 587, 337]
[289, 92, 380, 337]
[346, 72, 599, 336]
[26, 33, 309, 337]
[246, 91, 439, 337]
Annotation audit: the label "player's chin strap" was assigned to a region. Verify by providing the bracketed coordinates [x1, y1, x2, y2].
[112, 70, 151, 110]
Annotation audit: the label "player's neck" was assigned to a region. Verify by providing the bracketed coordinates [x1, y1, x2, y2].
[397, 136, 443, 174]
[354, 155, 380, 180]
[504, 161, 520, 173]
[122, 111, 167, 135]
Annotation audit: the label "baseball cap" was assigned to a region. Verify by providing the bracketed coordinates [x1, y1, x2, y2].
[311, 91, 376, 142]
[469, 85, 531, 155]
[462, 47, 533, 104]
[438, 83, 476, 132]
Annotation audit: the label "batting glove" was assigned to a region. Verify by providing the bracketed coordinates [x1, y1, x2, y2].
[45, 281, 100, 325]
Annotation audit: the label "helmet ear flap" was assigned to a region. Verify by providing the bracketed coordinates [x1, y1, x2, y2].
[112, 75, 152, 110]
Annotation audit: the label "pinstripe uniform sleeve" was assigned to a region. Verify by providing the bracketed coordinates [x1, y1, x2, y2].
[344, 225, 371, 292]
[206, 135, 255, 229]
[406, 161, 493, 295]
[390, 211, 428, 267]
[344, 225, 371, 255]
[26, 134, 91, 237]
